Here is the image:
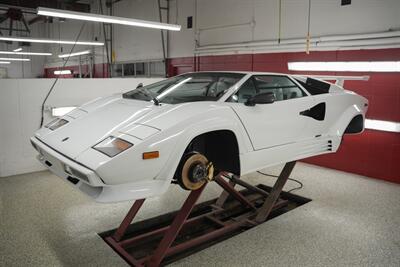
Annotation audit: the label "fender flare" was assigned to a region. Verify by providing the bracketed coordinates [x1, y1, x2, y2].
[329, 105, 364, 137]
[154, 119, 244, 194]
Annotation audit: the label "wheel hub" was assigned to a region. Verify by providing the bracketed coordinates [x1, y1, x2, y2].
[189, 163, 207, 183]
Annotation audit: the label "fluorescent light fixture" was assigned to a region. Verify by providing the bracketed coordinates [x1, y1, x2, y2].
[0, 57, 30, 61]
[0, 61, 11, 64]
[54, 70, 72, 75]
[37, 7, 181, 31]
[52, 106, 76, 117]
[13, 47, 23, 52]
[365, 119, 400, 133]
[288, 61, 400, 72]
[58, 49, 91, 58]
[0, 50, 52, 56]
[0, 36, 104, 46]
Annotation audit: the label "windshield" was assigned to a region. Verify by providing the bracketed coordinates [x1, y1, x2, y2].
[122, 72, 245, 104]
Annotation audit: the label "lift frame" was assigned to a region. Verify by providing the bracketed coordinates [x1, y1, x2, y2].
[104, 161, 297, 267]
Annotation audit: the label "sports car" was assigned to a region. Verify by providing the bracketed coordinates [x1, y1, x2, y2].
[31, 71, 368, 202]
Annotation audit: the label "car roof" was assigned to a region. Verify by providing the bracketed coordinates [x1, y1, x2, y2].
[180, 71, 291, 76]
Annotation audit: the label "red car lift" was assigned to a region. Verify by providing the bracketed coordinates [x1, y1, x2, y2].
[104, 161, 297, 267]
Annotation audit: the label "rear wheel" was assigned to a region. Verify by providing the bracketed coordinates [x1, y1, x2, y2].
[175, 152, 210, 191]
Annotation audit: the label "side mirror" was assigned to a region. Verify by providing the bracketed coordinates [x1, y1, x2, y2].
[136, 83, 143, 89]
[245, 92, 275, 106]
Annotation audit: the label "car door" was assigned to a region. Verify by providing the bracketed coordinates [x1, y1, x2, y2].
[226, 75, 315, 151]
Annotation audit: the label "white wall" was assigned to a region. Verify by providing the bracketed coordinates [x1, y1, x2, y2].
[112, 0, 166, 62]
[168, 0, 196, 58]
[0, 77, 163, 177]
[88, 0, 400, 60]
[194, 0, 400, 45]
[4, 0, 399, 74]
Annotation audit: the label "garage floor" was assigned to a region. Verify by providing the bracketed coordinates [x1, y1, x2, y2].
[1, 162, 399, 267]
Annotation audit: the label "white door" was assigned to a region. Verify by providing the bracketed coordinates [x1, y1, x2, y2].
[226, 75, 315, 151]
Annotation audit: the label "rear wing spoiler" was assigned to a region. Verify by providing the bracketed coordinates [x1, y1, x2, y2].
[293, 75, 369, 86]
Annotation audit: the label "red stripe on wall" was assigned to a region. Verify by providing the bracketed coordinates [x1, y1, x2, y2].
[168, 48, 400, 183]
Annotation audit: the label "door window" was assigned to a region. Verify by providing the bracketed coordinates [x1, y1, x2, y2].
[253, 75, 306, 101]
[228, 75, 306, 103]
[228, 78, 257, 103]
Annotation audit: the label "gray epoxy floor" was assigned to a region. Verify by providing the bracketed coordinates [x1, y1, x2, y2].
[0, 162, 399, 266]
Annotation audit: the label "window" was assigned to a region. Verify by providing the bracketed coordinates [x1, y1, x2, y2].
[253, 75, 305, 101]
[111, 60, 165, 77]
[123, 72, 244, 104]
[136, 62, 147, 76]
[295, 78, 330, 95]
[228, 78, 256, 103]
[230, 75, 306, 103]
[123, 63, 135, 76]
[112, 64, 123, 77]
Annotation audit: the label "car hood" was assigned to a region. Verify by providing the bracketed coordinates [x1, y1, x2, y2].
[35, 96, 164, 159]
[35, 95, 231, 160]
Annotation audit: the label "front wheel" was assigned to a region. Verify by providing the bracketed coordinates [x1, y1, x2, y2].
[175, 152, 210, 191]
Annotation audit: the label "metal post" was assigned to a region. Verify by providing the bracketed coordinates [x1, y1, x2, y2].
[89, 55, 93, 78]
[215, 172, 236, 207]
[78, 55, 82, 78]
[255, 161, 296, 223]
[228, 174, 270, 198]
[214, 175, 256, 210]
[113, 198, 145, 242]
[147, 184, 206, 267]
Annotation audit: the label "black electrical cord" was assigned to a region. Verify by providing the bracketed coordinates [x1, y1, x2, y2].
[39, 21, 87, 128]
[257, 170, 303, 193]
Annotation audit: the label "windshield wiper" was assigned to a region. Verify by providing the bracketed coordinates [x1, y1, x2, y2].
[152, 97, 160, 105]
[139, 87, 160, 106]
[123, 88, 160, 105]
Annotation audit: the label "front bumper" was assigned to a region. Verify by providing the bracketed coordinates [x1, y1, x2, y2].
[30, 137, 169, 203]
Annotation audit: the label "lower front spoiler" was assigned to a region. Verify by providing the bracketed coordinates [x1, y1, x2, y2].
[31, 137, 170, 203]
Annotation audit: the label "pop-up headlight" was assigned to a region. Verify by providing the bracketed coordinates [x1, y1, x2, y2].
[45, 118, 69, 130]
[93, 136, 133, 157]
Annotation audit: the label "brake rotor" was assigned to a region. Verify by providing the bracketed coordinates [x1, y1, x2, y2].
[178, 153, 210, 190]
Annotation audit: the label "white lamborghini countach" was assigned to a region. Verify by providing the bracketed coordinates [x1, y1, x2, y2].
[31, 72, 368, 202]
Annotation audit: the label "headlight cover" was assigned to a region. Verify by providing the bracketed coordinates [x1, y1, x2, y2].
[45, 118, 68, 130]
[93, 136, 133, 157]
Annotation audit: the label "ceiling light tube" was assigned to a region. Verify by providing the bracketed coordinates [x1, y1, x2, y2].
[288, 61, 400, 72]
[365, 119, 400, 133]
[13, 47, 23, 52]
[37, 7, 181, 31]
[0, 51, 52, 56]
[0, 57, 30, 61]
[54, 70, 72, 75]
[0, 36, 104, 46]
[58, 50, 91, 58]
[0, 61, 11, 64]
